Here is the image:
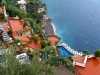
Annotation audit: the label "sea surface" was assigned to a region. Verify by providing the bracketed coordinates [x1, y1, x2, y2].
[42, 0, 100, 54]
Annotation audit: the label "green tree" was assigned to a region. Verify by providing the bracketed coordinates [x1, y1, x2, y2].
[0, 48, 56, 75]
[34, 36, 40, 42]
[5, 0, 18, 7]
[40, 41, 47, 48]
[33, 24, 43, 33]
[7, 30, 13, 35]
[26, 1, 44, 23]
[25, 18, 34, 26]
[46, 56, 74, 73]
[18, 11, 26, 20]
[6, 5, 26, 19]
[94, 50, 100, 57]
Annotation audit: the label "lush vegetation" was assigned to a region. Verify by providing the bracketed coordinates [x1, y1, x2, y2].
[0, 0, 75, 74]
[38, 46, 58, 58]
[94, 50, 100, 57]
[0, 13, 4, 19]
[34, 36, 40, 42]
[32, 24, 43, 33]
[40, 40, 47, 48]
[7, 30, 13, 35]
[25, 18, 35, 26]
[26, 0, 46, 23]
[6, 5, 26, 19]
[0, 48, 57, 75]
[4, 0, 18, 7]
[46, 56, 74, 73]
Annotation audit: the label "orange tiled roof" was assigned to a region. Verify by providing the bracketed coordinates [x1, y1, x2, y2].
[73, 56, 85, 63]
[24, 40, 41, 50]
[13, 31, 19, 36]
[47, 36, 60, 46]
[8, 20, 23, 32]
[18, 36, 30, 41]
[3, 27, 9, 32]
[75, 57, 100, 75]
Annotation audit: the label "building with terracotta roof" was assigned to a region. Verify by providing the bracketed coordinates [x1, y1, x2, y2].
[73, 55, 100, 75]
[8, 19, 24, 32]
[8, 19, 33, 44]
[18, 36, 30, 44]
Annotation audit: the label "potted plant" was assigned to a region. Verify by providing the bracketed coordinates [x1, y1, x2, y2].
[34, 36, 40, 43]
[94, 50, 100, 59]
[7, 30, 13, 36]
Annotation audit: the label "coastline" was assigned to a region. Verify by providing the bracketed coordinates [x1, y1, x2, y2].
[43, 14, 56, 36]
[51, 23, 56, 35]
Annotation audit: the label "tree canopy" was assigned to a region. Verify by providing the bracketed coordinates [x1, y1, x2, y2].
[0, 48, 57, 75]
[94, 50, 100, 57]
[26, 1, 44, 23]
[6, 5, 26, 19]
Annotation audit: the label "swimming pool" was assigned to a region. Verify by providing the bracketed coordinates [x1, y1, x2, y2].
[57, 46, 73, 57]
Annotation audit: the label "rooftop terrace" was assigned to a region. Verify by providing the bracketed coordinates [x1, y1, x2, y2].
[8, 20, 23, 32]
[75, 56, 100, 75]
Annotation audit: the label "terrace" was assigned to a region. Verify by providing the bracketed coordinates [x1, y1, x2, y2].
[47, 36, 60, 46]
[73, 55, 100, 75]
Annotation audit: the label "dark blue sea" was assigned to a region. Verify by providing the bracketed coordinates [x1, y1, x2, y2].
[42, 0, 100, 54]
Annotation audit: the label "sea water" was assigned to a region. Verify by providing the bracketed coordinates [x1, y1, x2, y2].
[42, 0, 100, 54]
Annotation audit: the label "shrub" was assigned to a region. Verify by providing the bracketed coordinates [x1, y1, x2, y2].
[28, 47, 31, 53]
[47, 41, 51, 46]
[0, 48, 56, 75]
[0, 14, 4, 19]
[6, 5, 26, 19]
[46, 56, 74, 73]
[40, 41, 47, 48]
[34, 36, 40, 42]
[25, 18, 34, 26]
[94, 50, 100, 57]
[7, 30, 13, 35]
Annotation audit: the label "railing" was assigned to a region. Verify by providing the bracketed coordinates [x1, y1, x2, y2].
[74, 67, 82, 75]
